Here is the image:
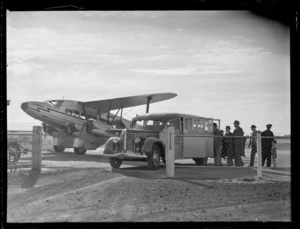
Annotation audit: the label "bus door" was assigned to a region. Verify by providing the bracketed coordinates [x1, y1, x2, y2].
[204, 118, 214, 157]
[160, 118, 183, 160]
[213, 119, 221, 130]
[183, 118, 208, 158]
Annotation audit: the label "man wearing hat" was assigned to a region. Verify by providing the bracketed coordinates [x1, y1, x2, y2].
[262, 124, 274, 167]
[233, 120, 244, 166]
[213, 123, 223, 166]
[224, 126, 234, 166]
[248, 125, 257, 167]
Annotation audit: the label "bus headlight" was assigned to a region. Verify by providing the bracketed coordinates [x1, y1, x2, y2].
[135, 137, 141, 144]
[113, 137, 120, 144]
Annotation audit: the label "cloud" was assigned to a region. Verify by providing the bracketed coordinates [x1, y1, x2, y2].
[7, 26, 126, 65]
[145, 55, 172, 61]
[157, 45, 170, 50]
[8, 62, 44, 76]
[130, 65, 241, 76]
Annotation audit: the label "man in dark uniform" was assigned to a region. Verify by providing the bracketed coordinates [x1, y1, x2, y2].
[213, 123, 222, 166]
[262, 124, 274, 167]
[224, 126, 234, 166]
[248, 125, 257, 167]
[233, 120, 244, 166]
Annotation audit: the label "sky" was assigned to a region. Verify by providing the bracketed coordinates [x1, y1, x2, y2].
[7, 11, 290, 136]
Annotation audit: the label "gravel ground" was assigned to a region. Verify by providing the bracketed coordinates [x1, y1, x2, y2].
[6, 150, 291, 222]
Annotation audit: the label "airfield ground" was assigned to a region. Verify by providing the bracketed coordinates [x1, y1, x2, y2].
[7, 149, 291, 222]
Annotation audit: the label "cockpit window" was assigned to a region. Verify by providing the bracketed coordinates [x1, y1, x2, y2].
[47, 100, 63, 108]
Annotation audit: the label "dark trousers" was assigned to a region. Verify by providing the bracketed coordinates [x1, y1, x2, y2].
[262, 150, 272, 167]
[235, 155, 244, 166]
[249, 145, 257, 166]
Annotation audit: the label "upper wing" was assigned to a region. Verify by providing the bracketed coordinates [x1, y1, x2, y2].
[80, 92, 177, 112]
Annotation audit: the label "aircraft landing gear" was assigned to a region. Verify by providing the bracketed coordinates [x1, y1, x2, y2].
[54, 145, 65, 153]
[74, 147, 87, 155]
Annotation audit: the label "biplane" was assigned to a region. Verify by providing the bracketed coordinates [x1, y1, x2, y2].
[21, 93, 177, 155]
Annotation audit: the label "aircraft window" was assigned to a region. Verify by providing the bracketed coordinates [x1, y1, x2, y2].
[65, 109, 71, 114]
[48, 100, 63, 108]
[74, 110, 80, 116]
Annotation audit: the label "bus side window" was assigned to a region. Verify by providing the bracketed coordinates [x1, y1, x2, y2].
[205, 119, 213, 132]
[185, 119, 192, 130]
[169, 119, 180, 130]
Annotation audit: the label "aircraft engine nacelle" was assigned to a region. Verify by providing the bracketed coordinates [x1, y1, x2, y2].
[73, 138, 85, 149]
[53, 137, 73, 148]
[73, 137, 98, 150]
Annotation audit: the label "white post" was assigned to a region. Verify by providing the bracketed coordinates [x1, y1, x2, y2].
[257, 131, 262, 178]
[32, 126, 42, 171]
[166, 126, 175, 178]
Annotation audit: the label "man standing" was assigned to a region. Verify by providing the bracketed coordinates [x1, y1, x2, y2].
[262, 124, 274, 167]
[233, 120, 244, 167]
[248, 125, 257, 167]
[224, 126, 234, 166]
[213, 123, 222, 166]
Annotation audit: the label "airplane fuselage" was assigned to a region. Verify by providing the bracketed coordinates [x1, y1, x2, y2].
[21, 100, 125, 151]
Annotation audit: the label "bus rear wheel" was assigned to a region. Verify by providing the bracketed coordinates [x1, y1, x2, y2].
[109, 158, 122, 168]
[54, 145, 65, 153]
[195, 157, 208, 166]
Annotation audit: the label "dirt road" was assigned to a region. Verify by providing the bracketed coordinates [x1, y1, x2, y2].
[7, 150, 291, 222]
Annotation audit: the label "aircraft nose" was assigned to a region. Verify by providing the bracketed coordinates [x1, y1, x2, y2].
[21, 102, 29, 111]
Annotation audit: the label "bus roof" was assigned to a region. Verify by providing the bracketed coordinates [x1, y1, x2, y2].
[132, 113, 211, 122]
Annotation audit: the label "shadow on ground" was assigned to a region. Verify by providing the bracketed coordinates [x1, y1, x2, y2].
[111, 165, 258, 181]
[20, 170, 41, 189]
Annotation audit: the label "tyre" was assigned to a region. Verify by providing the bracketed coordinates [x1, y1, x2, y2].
[109, 158, 122, 168]
[147, 144, 161, 170]
[74, 147, 87, 155]
[202, 157, 208, 165]
[54, 145, 65, 153]
[195, 158, 202, 166]
[195, 157, 208, 166]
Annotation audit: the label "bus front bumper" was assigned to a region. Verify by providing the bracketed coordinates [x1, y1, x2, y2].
[102, 151, 147, 160]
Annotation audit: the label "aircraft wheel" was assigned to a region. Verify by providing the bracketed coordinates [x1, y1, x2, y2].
[54, 145, 65, 153]
[74, 147, 87, 155]
[147, 144, 161, 170]
[109, 158, 122, 168]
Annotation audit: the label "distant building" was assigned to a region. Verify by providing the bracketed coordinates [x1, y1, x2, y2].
[7, 100, 10, 106]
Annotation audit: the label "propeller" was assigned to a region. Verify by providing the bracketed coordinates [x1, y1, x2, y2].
[80, 104, 89, 134]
